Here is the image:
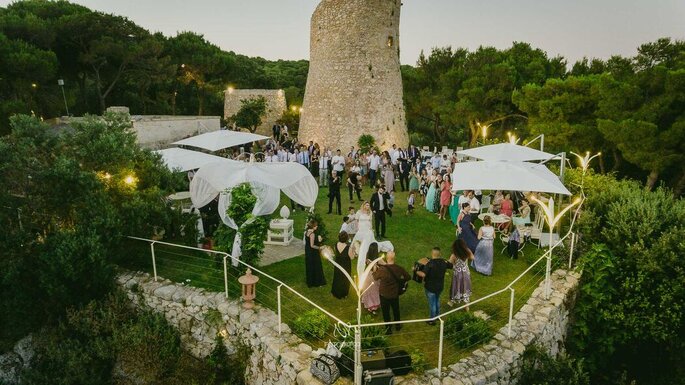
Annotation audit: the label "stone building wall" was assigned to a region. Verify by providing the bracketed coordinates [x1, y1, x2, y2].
[114, 269, 579, 385]
[299, 0, 409, 151]
[224, 89, 287, 137]
[131, 115, 221, 149]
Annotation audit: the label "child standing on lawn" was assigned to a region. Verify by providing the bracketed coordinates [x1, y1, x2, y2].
[407, 192, 415, 215]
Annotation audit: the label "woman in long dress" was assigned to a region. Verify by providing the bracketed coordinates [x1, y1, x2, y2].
[419, 169, 429, 206]
[439, 174, 452, 220]
[331, 231, 352, 299]
[409, 166, 420, 192]
[499, 192, 515, 231]
[449, 190, 460, 225]
[512, 199, 531, 226]
[425, 170, 438, 212]
[311, 149, 320, 179]
[472, 216, 495, 276]
[457, 203, 479, 253]
[448, 239, 474, 309]
[305, 220, 327, 287]
[353, 201, 374, 245]
[360, 242, 381, 314]
[383, 164, 395, 192]
[432, 174, 442, 213]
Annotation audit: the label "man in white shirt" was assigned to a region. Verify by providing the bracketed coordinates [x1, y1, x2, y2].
[287, 150, 297, 163]
[319, 150, 330, 186]
[331, 149, 346, 180]
[431, 154, 442, 170]
[390, 144, 400, 166]
[368, 150, 381, 187]
[297, 149, 307, 165]
[457, 190, 470, 209]
[265, 151, 274, 162]
[468, 190, 480, 221]
[440, 154, 451, 173]
[270, 152, 279, 162]
[277, 148, 287, 162]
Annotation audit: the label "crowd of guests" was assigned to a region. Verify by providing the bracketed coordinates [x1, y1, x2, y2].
[286, 137, 541, 332]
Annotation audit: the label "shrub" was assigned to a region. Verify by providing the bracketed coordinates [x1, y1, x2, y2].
[565, 169, 685, 384]
[306, 210, 329, 243]
[518, 345, 589, 385]
[410, 349, 427, 374]
[292, 309, 331, 340]
[357, 134, 376, 154]
[444, 312, 493, 349]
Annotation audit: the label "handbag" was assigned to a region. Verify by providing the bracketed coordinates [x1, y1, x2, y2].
[311, 354, 341, 385]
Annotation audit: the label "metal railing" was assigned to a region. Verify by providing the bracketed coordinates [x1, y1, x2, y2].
[127, 220, 578, 383]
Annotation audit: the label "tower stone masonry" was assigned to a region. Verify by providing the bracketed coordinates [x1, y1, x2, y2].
[299, 0, 409, 151]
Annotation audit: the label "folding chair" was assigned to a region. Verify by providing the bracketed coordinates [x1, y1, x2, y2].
[480, 195, 491, 214]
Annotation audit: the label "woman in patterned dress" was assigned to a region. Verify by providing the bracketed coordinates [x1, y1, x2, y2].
[448, 239, 474, 310]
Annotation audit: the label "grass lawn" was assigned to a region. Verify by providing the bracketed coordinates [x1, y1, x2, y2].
[120, 185, 557, 368]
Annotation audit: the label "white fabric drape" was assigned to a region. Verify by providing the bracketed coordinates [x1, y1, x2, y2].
[190, 161, 319, 224]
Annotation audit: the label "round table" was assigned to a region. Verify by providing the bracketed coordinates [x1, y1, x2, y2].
[478, 213, 511, 224]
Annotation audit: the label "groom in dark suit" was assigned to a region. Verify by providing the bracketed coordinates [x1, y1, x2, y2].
[370, 185, 391, 239]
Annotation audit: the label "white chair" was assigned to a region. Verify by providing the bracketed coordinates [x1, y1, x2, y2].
[480, 195, 491, 214]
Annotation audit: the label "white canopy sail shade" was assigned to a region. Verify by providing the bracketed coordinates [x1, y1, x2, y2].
[172, 130, 269, 152]
[190, 160, 319, 226]
[451, 160, 571, 195]
[154, 147, 232, 172]
[457, 143, 556, 162]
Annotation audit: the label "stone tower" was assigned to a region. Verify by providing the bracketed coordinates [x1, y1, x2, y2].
[299, 0, 408, 151]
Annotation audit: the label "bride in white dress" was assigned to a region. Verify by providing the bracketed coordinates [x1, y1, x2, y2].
[353, 201, 375, 245]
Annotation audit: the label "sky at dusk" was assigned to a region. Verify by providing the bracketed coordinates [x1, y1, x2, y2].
[2, 0, 683, 65]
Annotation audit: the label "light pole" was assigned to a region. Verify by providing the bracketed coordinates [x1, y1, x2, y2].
[529, 196, 581, 299]
[320, 244, 382, 385]
[57, 79, 69, 116]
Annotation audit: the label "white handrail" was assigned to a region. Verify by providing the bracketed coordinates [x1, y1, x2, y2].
[127, 209, 578, 330]
[127, 236, 351, 327]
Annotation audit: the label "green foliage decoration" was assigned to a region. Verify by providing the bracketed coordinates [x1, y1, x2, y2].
[213, 183, 269, 268]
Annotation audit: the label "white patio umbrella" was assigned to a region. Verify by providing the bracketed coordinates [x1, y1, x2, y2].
[190, 160, 319, 266]
[457, 143, 556, 162]
[154, 147, 233, 172]
[451, 160, 571, 195]
[172, 130, 269, 152]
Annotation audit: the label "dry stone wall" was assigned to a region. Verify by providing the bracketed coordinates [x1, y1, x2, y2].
[115, 268, 579, 385]
[224, 89, 287, 137]
[116, 272, 317, 385]
[299, 0, 409, 151]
